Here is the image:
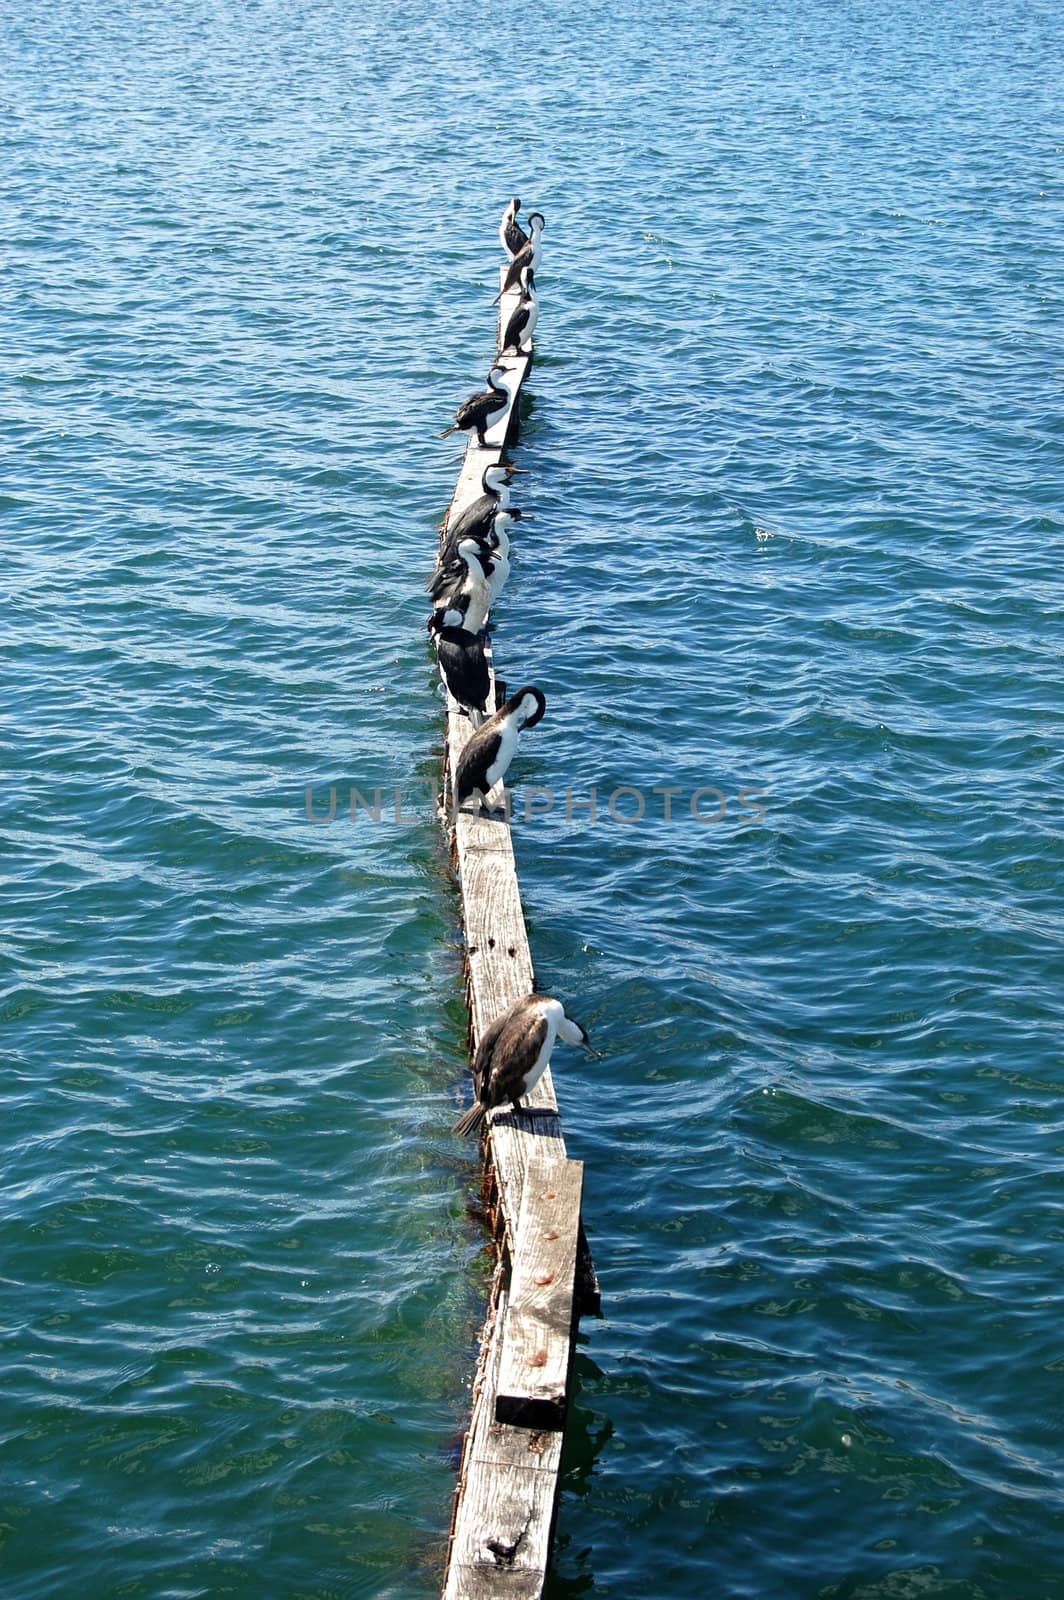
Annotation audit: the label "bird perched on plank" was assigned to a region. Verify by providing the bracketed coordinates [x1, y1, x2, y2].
[499, 197, 529, 259]
[439, 366, 517, 449]
[437, 504, 524, 579]
[455, 685, 546, 808]
[453, 993, 597, 1135]
[500, 267, 538, 356]
[428, 536, 494, 604]
[443, 461, 523, 551]
[427, 547, 493, 636]
[433, 626, 490, 716]
[494, 212, 544, 304]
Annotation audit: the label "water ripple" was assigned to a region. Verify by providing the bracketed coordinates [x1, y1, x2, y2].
[5, 0, 1064, 1596]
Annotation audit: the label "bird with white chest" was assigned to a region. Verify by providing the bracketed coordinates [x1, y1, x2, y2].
[500, 267, 538, 356]
[439, 366, 519, 449]
[428, 536, 494, 604]
[453, 992, 597, 1135]
[442, 461, 520, 554]
[495, 212, 544, 303]
[427, 542, 494, 636]
[438, 504, 525, 586]
[454, 685, 546, 808]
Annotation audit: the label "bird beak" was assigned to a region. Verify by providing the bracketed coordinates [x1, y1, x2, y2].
[582, 1041, 602, 1060]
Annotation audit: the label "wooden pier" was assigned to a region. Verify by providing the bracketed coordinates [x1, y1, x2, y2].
[435, 221, 599, 1599]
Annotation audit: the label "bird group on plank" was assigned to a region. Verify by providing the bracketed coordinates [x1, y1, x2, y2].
[433, 199, 597, 1136]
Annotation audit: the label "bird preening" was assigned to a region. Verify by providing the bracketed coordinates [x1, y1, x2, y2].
[494, 212, 544, 305]
[499, 196, 529, 260]
[453, 992, 598, 1136]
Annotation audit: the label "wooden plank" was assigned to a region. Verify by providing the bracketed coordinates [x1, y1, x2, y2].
[445, 1564, 548, 1599]
[495, 1156, 583, 1430]
[445, 1457, 556, 1578]
[444, 1287, 564, 1600]
[440, 236, 598, 1600]
[466, 1292, 564, 1476]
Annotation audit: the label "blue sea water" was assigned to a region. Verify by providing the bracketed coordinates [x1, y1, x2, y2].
[3, 0, 1063, 1596]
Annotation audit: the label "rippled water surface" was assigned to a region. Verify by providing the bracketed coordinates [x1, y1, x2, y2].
[4, 1, 1063, 1596]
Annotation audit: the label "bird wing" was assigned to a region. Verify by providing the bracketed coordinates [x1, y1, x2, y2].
[502, 304, 528, 349]
[454, 389, 490, 428]
[456, 727, 502, 804]
[504, 219, 529, 256]
[445, 494, 493, 549]
[479, 1006, 549, 1109]
[436, 630, 489, 711]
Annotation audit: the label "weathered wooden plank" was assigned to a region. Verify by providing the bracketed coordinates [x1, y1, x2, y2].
[445, 1564, 548, 1599]
[465, 1289, 564, 1476]
[440, 235, 598, 1600]
[458, 831, 535, 1029]
[495, 1156, 584, 1430]
[444, 1285, 564, 1600]
[447, 1445, 558, 1579]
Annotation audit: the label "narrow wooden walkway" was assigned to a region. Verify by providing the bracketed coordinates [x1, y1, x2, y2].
[436, 230, 598, 1600]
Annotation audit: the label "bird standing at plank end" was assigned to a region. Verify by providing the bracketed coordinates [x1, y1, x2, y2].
[453, 993, 598, 1136]
[454, 684, 546, 809]
[439, 366, 517, 448]
[499, 196, 528, 259]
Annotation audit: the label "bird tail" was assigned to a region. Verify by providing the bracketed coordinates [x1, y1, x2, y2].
[452, 1101, 487, 1136]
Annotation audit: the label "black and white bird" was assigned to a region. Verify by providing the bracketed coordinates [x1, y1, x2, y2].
[427, 536, 494, 603]
[494, 212, 544, 304]
[443, 462, 520, 551]
[500, 267, 538, 356]
[499, 197, 529, 260]
[434, 626, 490, 715]
[454, 685, 546, 808]
[453, 992, 597, 1135]
[440, 366, 517, 449]
[482, 504, 523, 561]
[436, 504, 522, 579]
[428, 559, 492, 637]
